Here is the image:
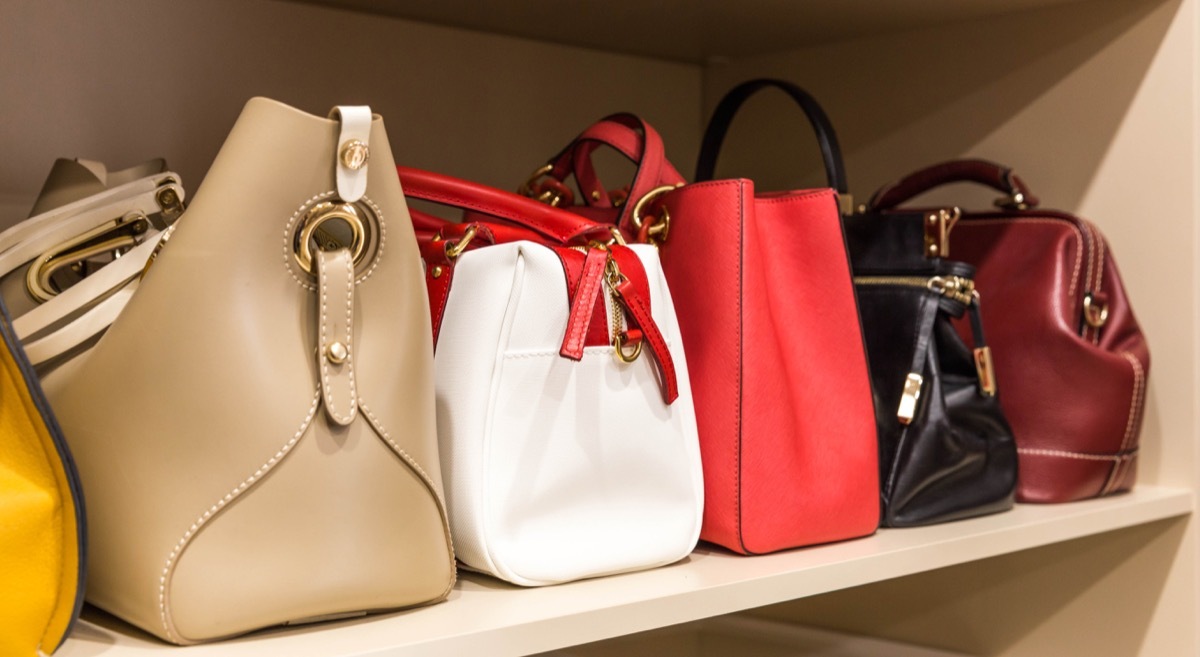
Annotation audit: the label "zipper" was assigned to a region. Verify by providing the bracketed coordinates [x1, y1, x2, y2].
[854, 273, 996, 423]
[853, 274, 977, 305]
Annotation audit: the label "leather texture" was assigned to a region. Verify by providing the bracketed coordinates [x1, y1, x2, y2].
[400, 166, 702, 585]
[869, 159, 1150, 503]
[529, 101, 880, 554]
[434, 241, 702, 586]
[846, 249, 1019, 526]
[0, 299, 85, 657]
[41, 99, 455, 643]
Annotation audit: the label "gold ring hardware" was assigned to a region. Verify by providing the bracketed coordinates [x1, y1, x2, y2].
[994, 170, 1031, 210]
[339, 139, 370, 171]
[294, 202, 367, 274]
[630, 185, 678, 245]
[613, 332, 643, 363]
[1083, 292, 1109, 328]
[28, 211, 151, 302]
[518, 164, 572, 207]
[444, 225, 478, 260]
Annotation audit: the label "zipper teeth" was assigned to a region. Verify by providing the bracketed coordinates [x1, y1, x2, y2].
[608, 284, 622, 340]
[853, 276, 936, 287]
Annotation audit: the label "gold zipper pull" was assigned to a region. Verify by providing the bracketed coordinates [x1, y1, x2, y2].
[897, 372, 924, 425]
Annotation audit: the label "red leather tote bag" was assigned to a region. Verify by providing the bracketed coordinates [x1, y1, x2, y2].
[520, 113, 879, 553]
[870, 159, 1150, 502]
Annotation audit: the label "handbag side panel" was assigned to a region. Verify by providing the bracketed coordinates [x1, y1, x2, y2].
[658, 181, 750, 553]
[953, 217, 1148, 502]
[739, 189, 880, 553]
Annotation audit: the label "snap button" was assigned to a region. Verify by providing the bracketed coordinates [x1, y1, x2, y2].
[326, 341, 349, 364]
[339, 140, 370, 171]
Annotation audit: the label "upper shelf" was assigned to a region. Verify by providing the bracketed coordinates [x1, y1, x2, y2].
[293, 0, 1095, 62]
[58, 486, 1192, 657]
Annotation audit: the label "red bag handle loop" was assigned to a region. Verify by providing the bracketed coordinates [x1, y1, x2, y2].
[398, 166, 613, 245]
[868, 159, 1041, 212]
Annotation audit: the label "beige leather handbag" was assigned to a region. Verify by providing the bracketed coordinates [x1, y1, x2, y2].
[43, 98, 455, 644]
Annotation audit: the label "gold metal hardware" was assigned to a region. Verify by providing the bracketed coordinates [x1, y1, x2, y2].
[897, 372, 924, 424]
[994, 171, 1031, 210]
[28, 212, 151, 301]
[431, 265, 444, 278]
[444, 225, 478, 260]
[837, 193, 855, 216]
[924, 207, 960, 259]
[155, 186, 185, 225]
[853, 275, 978, 306]
[518, 164, 571, 207]
[431, 234, 443, 243]
[974, 346, 997, 397]
[326, 341, 349, 364]
[613, 332, 643, 363]
[591, 190, 602, 202]
[1083, 292, 1109, 328]
[141, 223, 176, 280]
[294, 202, 367, 274]
[339, 139, 370, 170]
[630, 185, 678, 245]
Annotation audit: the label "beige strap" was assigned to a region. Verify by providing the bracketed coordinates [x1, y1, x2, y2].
[315, 247, 357, 426]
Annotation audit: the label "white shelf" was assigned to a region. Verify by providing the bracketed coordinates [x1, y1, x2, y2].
[59, 486, 1193, 657]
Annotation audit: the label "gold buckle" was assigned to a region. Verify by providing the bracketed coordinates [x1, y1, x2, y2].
[27, 212, 151, 302]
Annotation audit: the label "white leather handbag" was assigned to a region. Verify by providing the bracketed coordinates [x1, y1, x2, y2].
[401, 167, 703, 587]
[43, 99, 455, 643]
[0, 159, 183, 367]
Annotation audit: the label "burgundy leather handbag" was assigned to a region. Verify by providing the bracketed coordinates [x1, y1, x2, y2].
[869, 159, 1150, 503]
[520, 113, 879, 554]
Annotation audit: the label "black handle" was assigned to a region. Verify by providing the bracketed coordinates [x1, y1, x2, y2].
[694, 78, 848, 194]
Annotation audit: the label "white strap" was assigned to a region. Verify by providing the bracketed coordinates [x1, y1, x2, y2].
[329, 105, 371, 202]
[22, 283, 137, 366]
[13, 235, 159, 341]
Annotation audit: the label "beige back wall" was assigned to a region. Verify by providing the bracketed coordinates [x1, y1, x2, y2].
[0, 0, 702, 225]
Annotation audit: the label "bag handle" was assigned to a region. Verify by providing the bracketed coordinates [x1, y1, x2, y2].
[529, 113, 685, 229]
[868, 158, 1040, 211]
[398, 166, 615, 245]
[694, 78, 848, 195]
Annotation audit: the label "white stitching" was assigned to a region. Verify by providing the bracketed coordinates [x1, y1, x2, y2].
[317, 251, 357, 425]
[158, 390, 321, 643]
[282, 192, 386, 290]
[1102, 351, 1146, 494]
[1017, 447, 1137, 462]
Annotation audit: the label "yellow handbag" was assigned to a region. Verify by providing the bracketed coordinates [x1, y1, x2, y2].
[0, 300, 85, 656]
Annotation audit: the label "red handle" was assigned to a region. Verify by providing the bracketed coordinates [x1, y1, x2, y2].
[542, 113, 685, 231]
[868, 159, 1040, 211]
[398, 166, 613, 245]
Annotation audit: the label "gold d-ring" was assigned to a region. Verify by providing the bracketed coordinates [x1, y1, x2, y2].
[630, 185, 677, 244]
[1083, 292, 1109, 328]
[295, 202, 366, 273]
[613, 333, 642, 363]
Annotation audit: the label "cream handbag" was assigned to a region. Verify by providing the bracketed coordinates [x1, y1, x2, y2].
[44, 99, 455, 643]
[403, 167, 703, 587]
[0, 159, 183, 368]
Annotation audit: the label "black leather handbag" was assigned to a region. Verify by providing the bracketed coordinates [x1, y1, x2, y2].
[702, 79, 1017, 527]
